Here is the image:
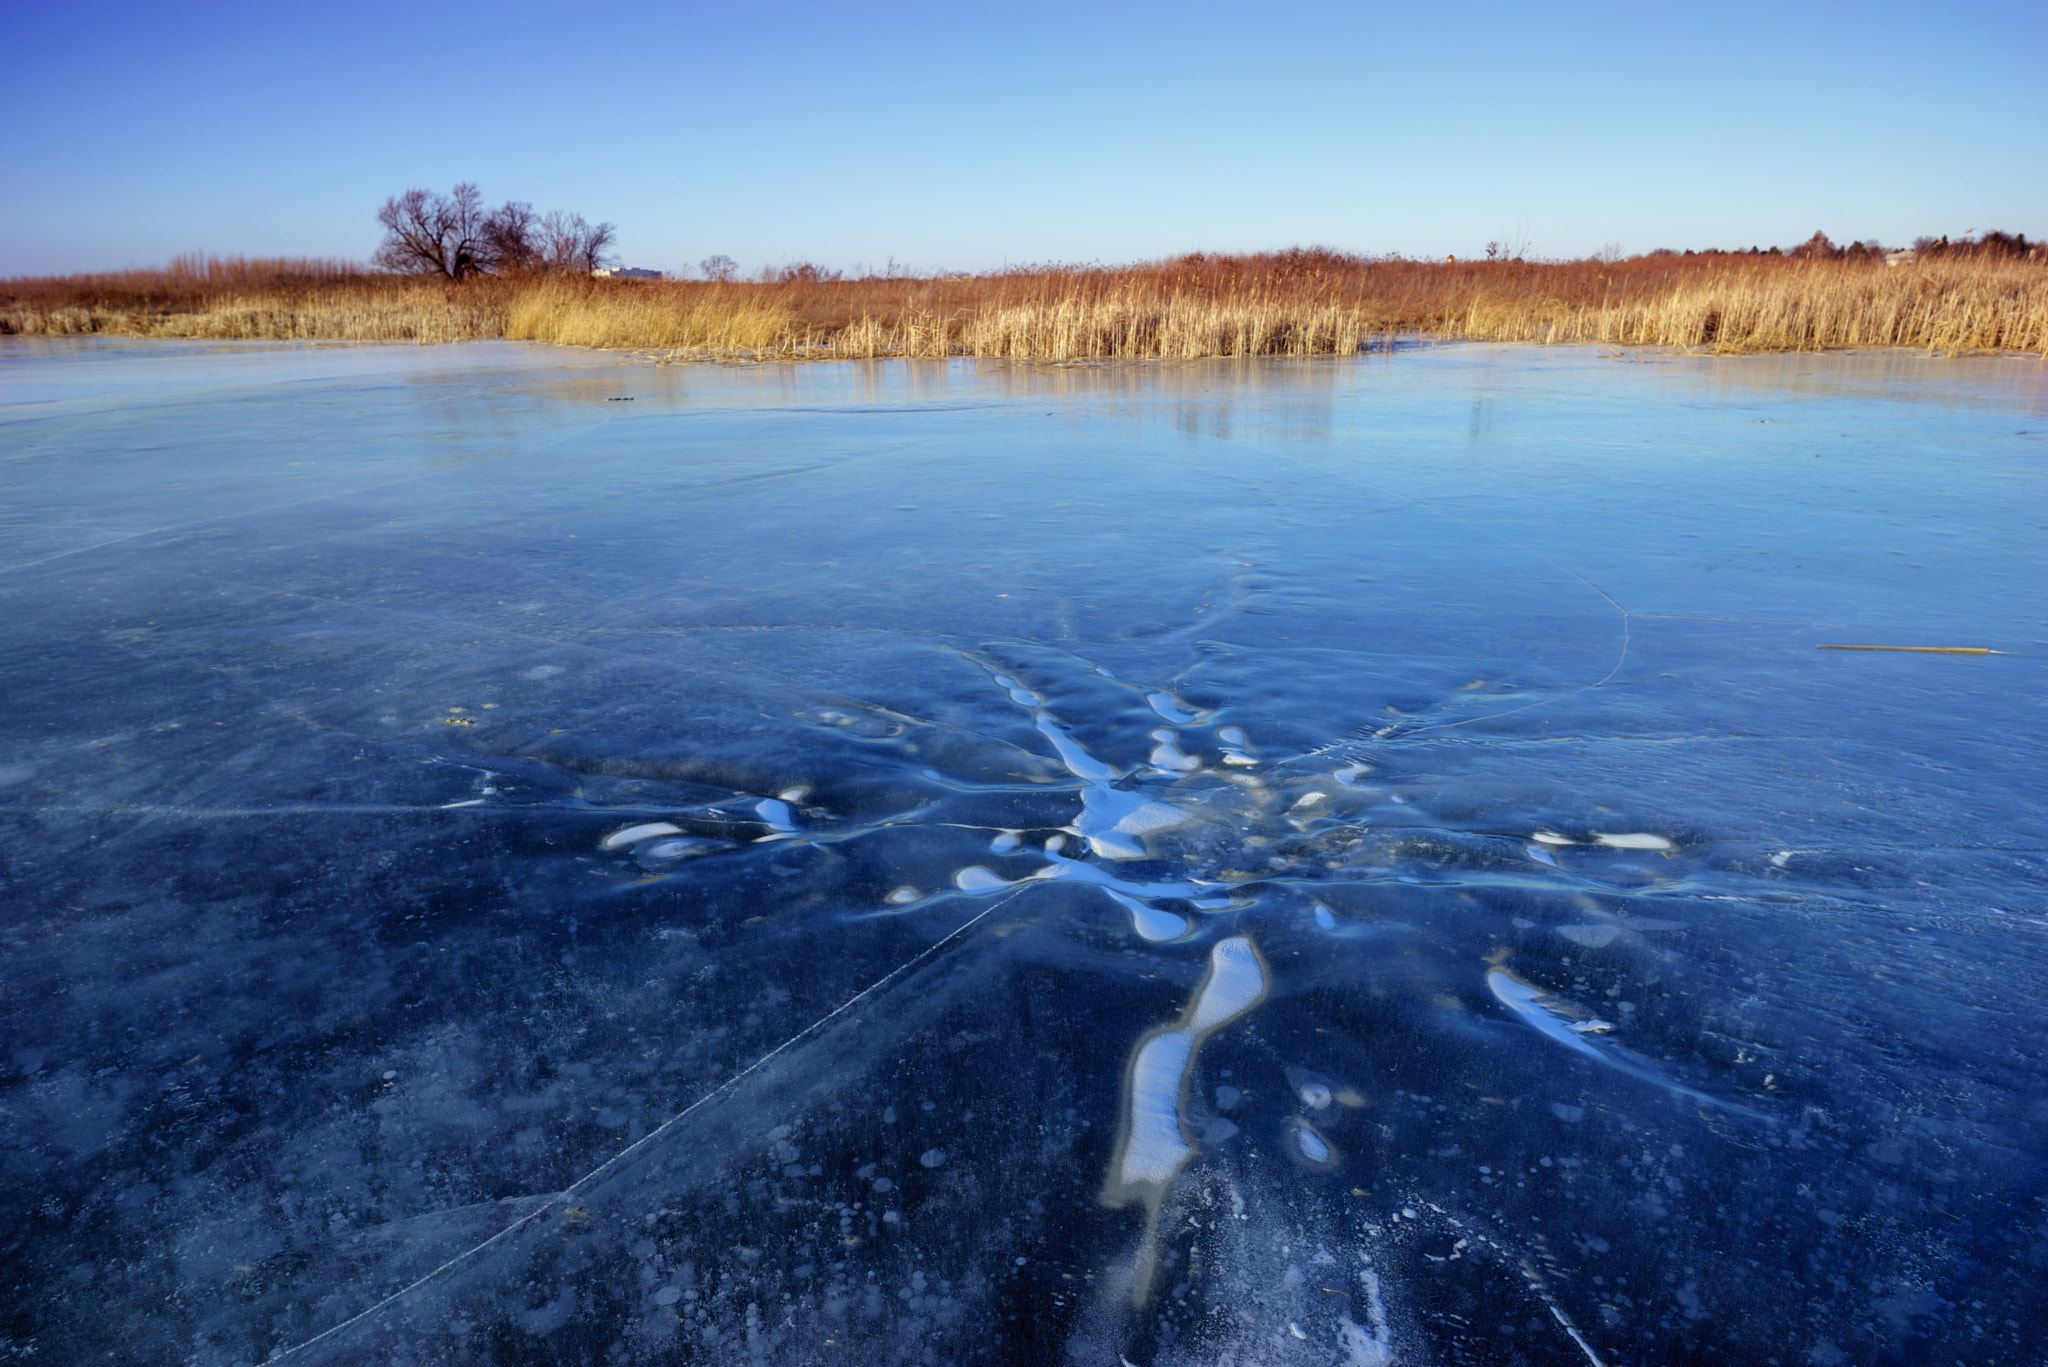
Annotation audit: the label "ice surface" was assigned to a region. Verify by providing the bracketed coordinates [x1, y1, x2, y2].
[2, 339, 2045, 1365]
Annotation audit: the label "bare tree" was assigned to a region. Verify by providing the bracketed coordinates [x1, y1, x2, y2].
[484, 201, 539, 273]
[773, 262, 842, 283]
[1791, 231, 1838, 260]
[375, 185, 616, 278]
[535, 211, 618, 275]
[699, 253, 738, 282]
[575, 219, 618, 274]
[374, 183, 502, 279]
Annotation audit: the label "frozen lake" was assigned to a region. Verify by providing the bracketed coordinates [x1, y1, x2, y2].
[2, 338, 2043, 1366]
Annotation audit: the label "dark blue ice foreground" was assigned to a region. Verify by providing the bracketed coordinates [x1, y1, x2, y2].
[2, 338, 2043, 1366]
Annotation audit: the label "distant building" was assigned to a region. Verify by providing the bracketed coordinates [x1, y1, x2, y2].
[592, 266, 664, 280]
[1884, 249, 1917, 268]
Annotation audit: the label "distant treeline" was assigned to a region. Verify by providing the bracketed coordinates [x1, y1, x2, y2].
[1628, 230, 2042, 263]
[5, 240, 2044, 357]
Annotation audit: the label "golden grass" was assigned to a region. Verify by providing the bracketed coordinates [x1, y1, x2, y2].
[1430, 256, 2048, 353]
[1, 259, 507, 344]
[5, 251, 2044, 358]
[504, 278, 796, 350]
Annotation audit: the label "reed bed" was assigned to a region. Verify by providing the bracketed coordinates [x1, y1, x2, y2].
[6, 251, 2044, 358]
[2, 258, 509, 343]
[504, 278, 797, 350]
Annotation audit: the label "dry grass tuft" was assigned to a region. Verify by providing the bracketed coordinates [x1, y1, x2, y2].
[6, 249, 2044, 359]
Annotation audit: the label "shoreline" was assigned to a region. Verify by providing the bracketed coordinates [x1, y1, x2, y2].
[6, 252, 2045, 359]
[7, 333, 2042, 369]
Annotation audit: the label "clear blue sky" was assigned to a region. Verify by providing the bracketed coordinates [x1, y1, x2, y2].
[4, 0, 2042, 278]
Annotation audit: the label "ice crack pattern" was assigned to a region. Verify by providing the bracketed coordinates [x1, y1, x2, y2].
[239, 639, 1784, 1366]
[486, 641, 1781, 1364]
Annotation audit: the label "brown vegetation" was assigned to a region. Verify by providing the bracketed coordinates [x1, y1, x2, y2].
[0, 255, 506, 343]
[6, 247, 2045, 358]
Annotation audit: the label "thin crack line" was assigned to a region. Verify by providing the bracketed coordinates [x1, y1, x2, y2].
[268, 887, 1025, 1362]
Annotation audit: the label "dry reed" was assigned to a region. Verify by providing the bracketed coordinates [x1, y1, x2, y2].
[6, 251, 2044, 359]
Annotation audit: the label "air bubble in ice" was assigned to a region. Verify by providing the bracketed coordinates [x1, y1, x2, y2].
[1105, 889, 1187, 942]
[1215, 725, 1257, 766]
[1595, 832, 1674, 850]
[1147, 692, 1197, 723]
[920, 1148, 948, 1168]
[638, 837, 726, 865]
[1110, 937, 1268, 1194]
[601, 822, 684, 850]
[1147, 729, 1199, 772]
